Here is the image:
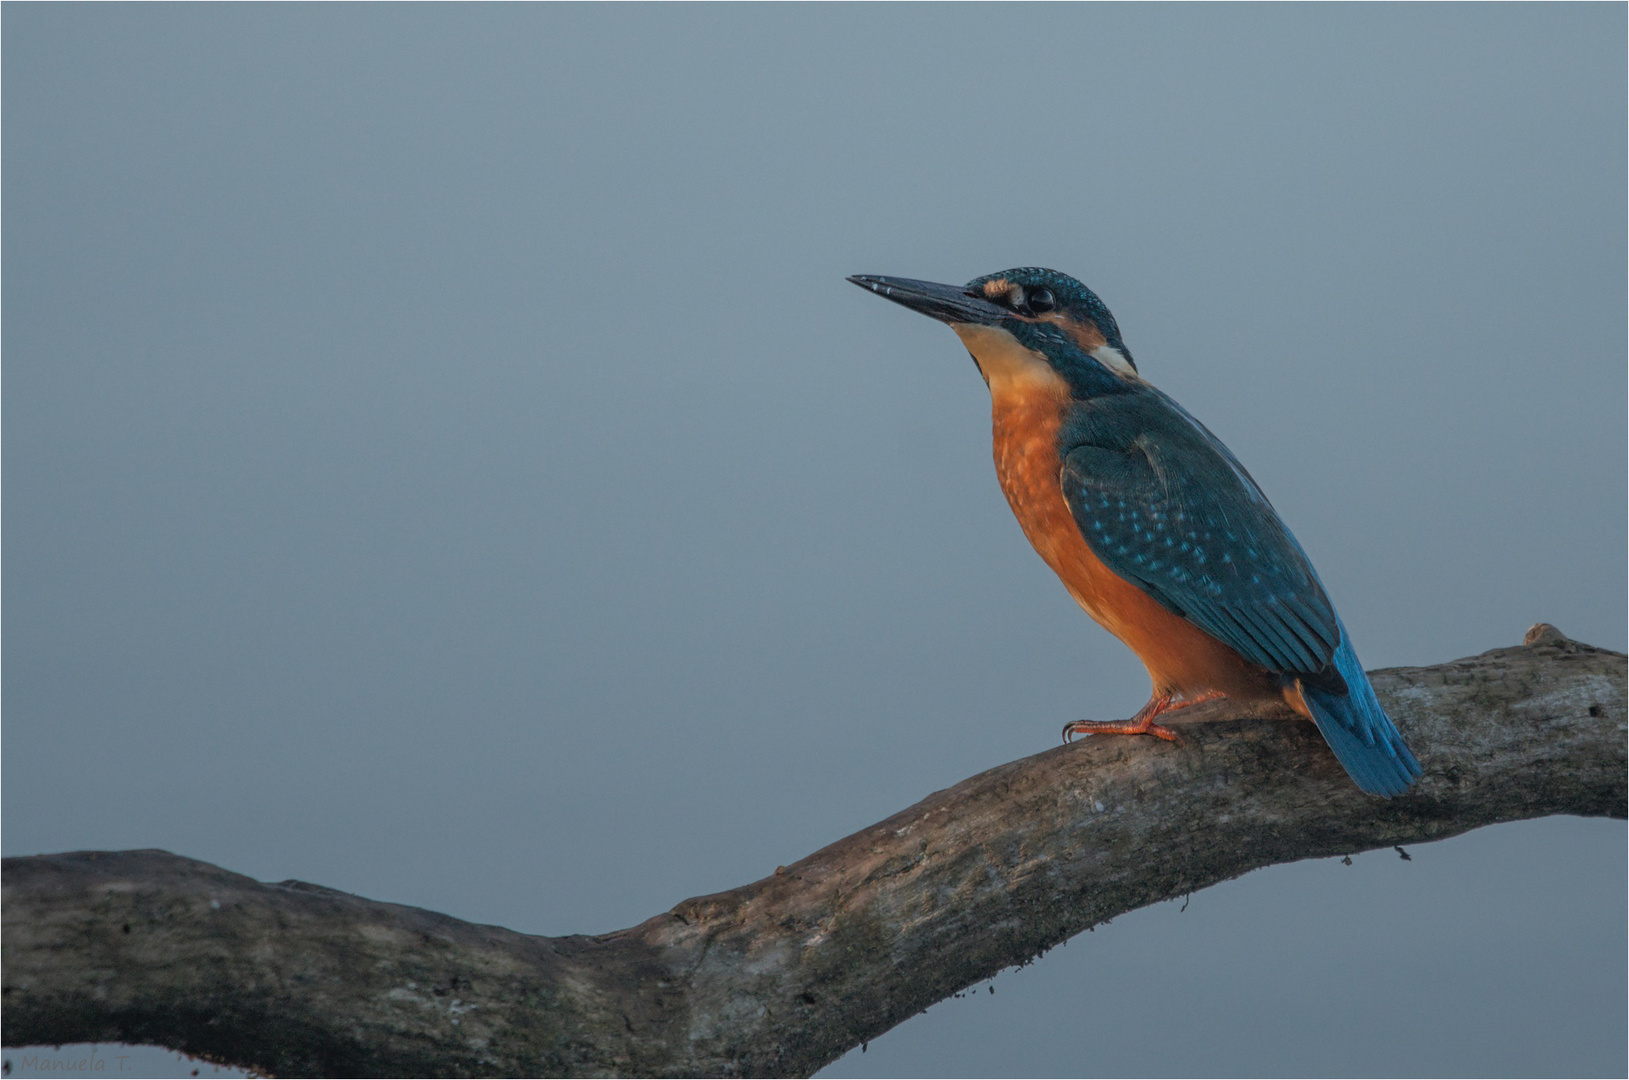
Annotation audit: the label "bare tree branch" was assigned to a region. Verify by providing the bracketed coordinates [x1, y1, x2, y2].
[4, 628, 1624, 1078]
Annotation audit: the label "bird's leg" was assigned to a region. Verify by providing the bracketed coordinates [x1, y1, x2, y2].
[1062, 689, 1226, 745]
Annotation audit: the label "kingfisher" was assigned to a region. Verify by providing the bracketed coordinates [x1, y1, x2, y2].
[848, 268, 1421, 797]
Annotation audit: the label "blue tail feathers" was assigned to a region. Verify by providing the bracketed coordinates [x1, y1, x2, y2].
[1298, 620, 1422, 797]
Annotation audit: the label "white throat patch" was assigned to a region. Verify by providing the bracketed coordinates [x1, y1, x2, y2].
[1089, 344, 1138, 379]
[950, 323, 1068, 396]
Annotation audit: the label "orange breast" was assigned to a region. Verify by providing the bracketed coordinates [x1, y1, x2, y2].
[986, 381, 1281, 704]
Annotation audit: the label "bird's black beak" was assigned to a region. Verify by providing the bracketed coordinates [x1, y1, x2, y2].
[847, 275, 1008, 326]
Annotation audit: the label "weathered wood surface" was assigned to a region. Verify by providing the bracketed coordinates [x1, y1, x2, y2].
[4, 627, 1624, 1078]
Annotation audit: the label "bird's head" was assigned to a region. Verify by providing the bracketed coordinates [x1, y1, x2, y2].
[848, 267, 1137, 396]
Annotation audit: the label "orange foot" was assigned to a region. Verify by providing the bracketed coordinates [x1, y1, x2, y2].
[1061, 690, 1226, 745]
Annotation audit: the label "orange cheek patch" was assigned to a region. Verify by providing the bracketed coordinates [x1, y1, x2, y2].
[1041, 312, 1108, 352]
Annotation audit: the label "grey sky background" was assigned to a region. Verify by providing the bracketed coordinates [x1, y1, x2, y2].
[5, 6, 1624, 1078]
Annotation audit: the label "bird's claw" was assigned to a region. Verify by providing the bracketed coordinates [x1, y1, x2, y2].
[1061, 715, 1183, 745]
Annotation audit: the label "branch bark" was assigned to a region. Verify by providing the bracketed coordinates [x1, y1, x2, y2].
[4, 627, 1624, 1078]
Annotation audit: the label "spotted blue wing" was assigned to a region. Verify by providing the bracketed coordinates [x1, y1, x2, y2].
[1059, 434, 1343, 687]
[1060, 402, 1420, 796]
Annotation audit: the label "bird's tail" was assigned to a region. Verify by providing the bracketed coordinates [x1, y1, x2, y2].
[1298, 620, 1422, 797]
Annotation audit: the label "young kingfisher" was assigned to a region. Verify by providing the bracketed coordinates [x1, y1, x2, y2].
[848, 268, 1422, 797]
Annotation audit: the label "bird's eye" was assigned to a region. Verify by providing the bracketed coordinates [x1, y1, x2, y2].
[1028, 288, 1056, 314]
